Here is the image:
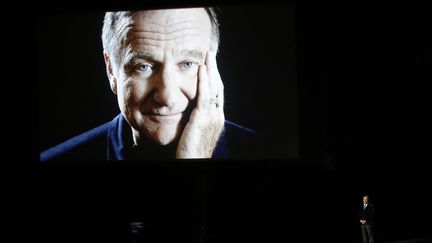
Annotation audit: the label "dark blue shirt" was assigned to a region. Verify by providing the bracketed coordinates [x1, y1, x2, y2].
[41, 114, 263, 161]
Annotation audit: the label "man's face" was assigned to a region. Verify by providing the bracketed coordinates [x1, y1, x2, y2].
[363, 196, 369, 204]
[107, 9, 212, 145]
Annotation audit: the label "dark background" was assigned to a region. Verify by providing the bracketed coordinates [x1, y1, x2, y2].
[27, 1, 432, 243]
[38, 3, 299, 159]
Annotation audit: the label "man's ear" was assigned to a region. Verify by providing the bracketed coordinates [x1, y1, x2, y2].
[103, 52, 117, 95]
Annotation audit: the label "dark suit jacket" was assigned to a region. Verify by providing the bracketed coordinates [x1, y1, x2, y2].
[40, 114, 268, 161]
[359, 204, 375, 225]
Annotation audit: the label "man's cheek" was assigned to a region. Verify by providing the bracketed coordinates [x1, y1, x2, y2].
[183, 71, 199, 100]
[119, 81, 135, 105]
[123, 79, 149, 104]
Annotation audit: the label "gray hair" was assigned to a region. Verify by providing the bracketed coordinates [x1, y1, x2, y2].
[101, 7, 220, 66]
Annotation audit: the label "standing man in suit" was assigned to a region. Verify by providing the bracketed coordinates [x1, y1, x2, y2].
[359, 195, 375, 243]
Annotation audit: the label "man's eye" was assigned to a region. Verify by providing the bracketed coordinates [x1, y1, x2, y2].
[180, 61, 196, 70]
[136, 64, 152, 72]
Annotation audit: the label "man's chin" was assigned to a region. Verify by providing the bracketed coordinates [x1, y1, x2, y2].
[138, 114, 188, 146]
[144, 125, 183, 146]
[151, 133, 178, 146]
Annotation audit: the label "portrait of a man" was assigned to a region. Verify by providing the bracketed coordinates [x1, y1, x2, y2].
[39, 6, 297, 161]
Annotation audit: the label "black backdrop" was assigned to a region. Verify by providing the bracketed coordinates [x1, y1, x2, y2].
[28, 1, 432, 242]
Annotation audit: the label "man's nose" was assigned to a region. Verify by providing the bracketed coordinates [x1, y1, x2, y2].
[153, 67, 179, 108]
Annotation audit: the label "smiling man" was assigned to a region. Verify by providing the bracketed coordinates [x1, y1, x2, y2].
[40, 7, 263, 160]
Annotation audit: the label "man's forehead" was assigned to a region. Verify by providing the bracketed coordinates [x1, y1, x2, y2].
[131, 8, 210, 30]
[126, 48, 205, 61]
[124, 8, 212, 52]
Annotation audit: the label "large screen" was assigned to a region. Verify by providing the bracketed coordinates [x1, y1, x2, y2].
[38, 3, 298, 160]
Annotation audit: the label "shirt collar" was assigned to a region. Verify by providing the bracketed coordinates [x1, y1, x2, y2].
[107, 114, 133, 160]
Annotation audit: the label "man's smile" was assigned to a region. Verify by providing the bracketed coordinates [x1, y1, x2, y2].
[147, 112, 184, 123]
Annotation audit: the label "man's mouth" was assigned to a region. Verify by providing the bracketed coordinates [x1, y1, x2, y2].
[147, 111, 183, 116]
[146, 112, 183, 123]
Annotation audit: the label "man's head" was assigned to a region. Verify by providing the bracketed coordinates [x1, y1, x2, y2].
[101, 8, 220, 145]
[363, 195, 369, 204]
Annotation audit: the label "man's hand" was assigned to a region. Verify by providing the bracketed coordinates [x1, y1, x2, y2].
[176, 51, 225, 158]
[360, 220, 366, 224]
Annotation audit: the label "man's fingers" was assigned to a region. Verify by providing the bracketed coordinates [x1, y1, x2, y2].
[197, 64, 210, 110]
[206, 51, 217, 79]
[206, 51, 224, 92]
[205, 51, 224, 111]
[196, 51, 225, 111]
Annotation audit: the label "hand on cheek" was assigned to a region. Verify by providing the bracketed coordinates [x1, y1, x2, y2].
[176, 51, 225, 158]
